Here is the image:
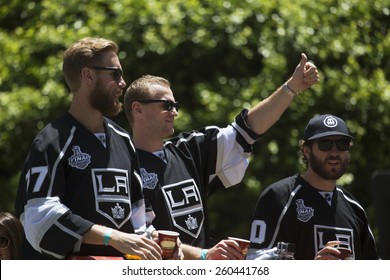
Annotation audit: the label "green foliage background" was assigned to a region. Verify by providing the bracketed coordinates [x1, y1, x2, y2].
[1, 0, 389, 252]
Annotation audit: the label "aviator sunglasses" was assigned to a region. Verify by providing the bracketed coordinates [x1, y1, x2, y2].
[138, 99, 180, 112]
[89, 66, 123, 82]
[314, 139, 351, 152]
[0, 236, 10, 249]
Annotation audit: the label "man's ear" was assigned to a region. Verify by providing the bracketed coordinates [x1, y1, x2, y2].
[132, 101, 143, 118]
[81, 67, 94, 85]
[303, 145, 311, 159]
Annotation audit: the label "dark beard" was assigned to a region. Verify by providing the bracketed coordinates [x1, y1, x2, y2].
[90, 80, 122, 117]
[309, 152, 350, 180]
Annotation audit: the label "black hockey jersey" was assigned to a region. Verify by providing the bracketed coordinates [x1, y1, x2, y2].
[248, 174, 379, 259]
[15, 113, 146, 259]
[139, 109, 259, 248]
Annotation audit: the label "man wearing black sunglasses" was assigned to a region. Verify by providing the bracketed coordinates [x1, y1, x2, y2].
[15, 37, 164, 260]
[248, 114, 379, 260]
[124, 53, 319, 260]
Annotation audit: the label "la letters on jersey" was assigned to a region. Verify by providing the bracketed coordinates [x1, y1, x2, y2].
[161, 179, 204, 238]
[91, 168, 131, 228]
[314, 224, 354, 258]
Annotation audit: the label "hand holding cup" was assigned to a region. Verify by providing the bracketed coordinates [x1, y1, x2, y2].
[228, 237, 250, 257]
[334, 247, 352, 260]
[158, 230, 180, 259]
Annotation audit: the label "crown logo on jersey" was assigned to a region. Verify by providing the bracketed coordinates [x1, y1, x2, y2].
[140, 168, 158, 190]
[295, 199, 314, 222]
[185, 215, 198, 230]
[111, 203, 125, 219]
[68, 146, 91, 170]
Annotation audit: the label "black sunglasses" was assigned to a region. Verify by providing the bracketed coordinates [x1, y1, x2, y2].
[138, 99, 180, 112]
[315, 139, 351, 152]
[0, 236, 10, 249]
[89, 66, 123, 81]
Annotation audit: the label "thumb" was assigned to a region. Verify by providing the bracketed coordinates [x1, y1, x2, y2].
[297, 53, 308, 70]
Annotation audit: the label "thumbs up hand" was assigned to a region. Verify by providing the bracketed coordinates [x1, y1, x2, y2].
[287, 53, 319, 94]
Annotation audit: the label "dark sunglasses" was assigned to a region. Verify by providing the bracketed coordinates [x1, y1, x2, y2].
[89, 66, 123, 81]
[138, 99, 180, 112]
[315, 139, 351, 152]
[0, 236, 10, 249]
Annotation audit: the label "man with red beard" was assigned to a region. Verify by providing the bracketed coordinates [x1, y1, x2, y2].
[247, 114, 379, 260]
[15, 37, 163, 260]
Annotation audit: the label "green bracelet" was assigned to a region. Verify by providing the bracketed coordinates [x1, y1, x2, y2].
[103, 228, 112, 246]
[200, 249, 208, 260]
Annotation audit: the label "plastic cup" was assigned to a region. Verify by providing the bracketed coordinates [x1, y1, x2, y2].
[228, 237, 250, 256]
[158, 230, 180, 259]
[335, 247, 352, 260]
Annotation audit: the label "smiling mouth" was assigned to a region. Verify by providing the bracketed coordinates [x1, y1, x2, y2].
[326, 161, 340, 166]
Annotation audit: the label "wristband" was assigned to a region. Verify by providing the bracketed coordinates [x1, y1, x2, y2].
[200, 249, 208, 260]
[103, 228, 112, 246]
[282, 83, 298, 97]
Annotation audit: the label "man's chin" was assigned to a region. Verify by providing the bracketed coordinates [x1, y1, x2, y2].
[163, 129, 175, 138]
[101, 105, 122, 117]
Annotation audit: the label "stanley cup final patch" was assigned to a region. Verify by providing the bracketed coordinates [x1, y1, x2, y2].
[68, 146, 91, 170]
[295, 199, 314, 222]
[161, 179, 204, 238]
[140, 168, 158, 190]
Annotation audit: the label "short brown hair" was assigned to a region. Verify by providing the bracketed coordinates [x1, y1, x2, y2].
[62, 37, 118, 92]
[124, 75, 170, 125]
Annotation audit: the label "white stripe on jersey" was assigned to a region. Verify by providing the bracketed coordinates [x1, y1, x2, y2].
[166, 125, 251, 188]
[107, 123, 136, 152]
[336, 188, 377, 240]
[336, 188, 365, 211]
[214, 125, 250, 187]
[269, 184, 303, 248]
[168, 131, 207, 147]
[40, 248, 64, 259]
[54, 219, 83, 239]
[21, 197, 70, 253]
[165, 126, 222, 147]
[48, 126, 75, 197]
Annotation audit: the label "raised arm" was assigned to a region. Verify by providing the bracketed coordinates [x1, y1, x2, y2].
[247, 53, 319, 135]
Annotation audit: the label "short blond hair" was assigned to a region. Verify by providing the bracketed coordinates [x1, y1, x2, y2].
[124, 75, 170, 125]
[62, 37, 118, 92]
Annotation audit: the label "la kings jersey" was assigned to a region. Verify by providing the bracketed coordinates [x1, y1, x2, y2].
[248, 174, 379, 259]
[15, 113, 146, 259]
[139, 109, 259, 247]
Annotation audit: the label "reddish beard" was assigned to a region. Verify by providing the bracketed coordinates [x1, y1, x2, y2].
[90, 79, 122, 117]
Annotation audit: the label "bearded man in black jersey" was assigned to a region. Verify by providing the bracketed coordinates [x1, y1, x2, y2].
[247, 114, 379, 260]
[15, 37, 165, 259]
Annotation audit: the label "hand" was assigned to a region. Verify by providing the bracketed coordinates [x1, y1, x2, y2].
[111, 230, 162, 260]
[287, 53, 320, 93]
[206, 239, 245, 260]
[314, 241, 345, 260]
[170, 237, 184, 260]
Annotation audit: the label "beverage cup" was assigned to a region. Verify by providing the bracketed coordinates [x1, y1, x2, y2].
[335, 247, 352, 260]
[228, 237, 250, 256]
[158, 230, 180, 259]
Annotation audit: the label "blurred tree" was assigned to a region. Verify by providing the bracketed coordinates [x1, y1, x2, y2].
[0, 0, 389, 252]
